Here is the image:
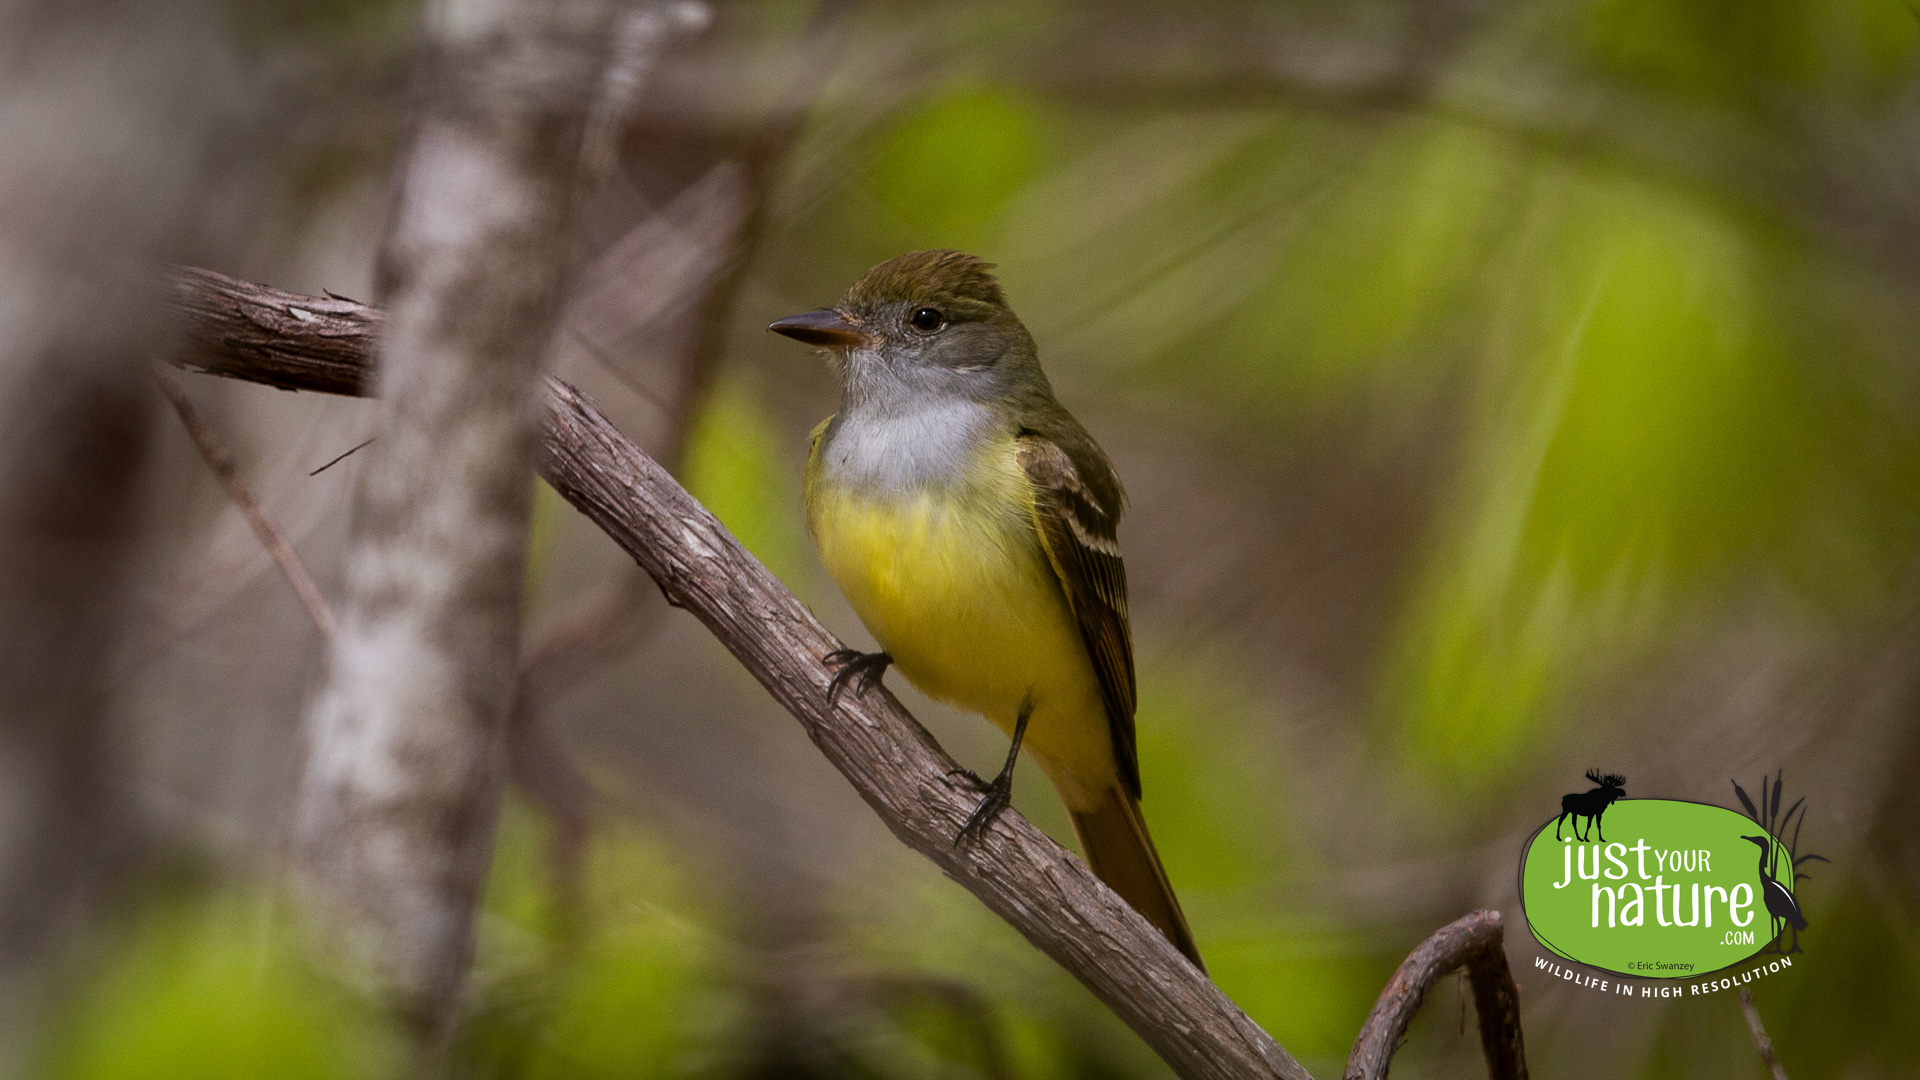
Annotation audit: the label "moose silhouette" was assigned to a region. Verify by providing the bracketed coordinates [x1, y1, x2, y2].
[1555, 770, 1626, 842]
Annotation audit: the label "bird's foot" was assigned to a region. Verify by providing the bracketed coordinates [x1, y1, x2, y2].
[956, 769, 1014, 846]
[954, 695, 1032, 846]
[824, 648, 891, 705]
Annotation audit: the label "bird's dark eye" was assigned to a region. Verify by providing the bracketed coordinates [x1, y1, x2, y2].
[909, 307, 945, 333]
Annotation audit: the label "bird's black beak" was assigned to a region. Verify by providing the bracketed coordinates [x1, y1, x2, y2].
[768, 309, 866, 348]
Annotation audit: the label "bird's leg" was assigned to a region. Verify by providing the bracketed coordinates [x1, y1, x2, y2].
[957, 696, 1033, 845]
[824, 648, 892, 706]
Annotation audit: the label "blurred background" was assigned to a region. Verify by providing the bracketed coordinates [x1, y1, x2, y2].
[4, 0, 1919, 1077]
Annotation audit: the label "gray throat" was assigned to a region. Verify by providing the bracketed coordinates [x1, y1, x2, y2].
[818, 396, 1002, 498]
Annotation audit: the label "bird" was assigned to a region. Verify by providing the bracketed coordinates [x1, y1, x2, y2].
[1741, 834, 1807, 953]
[768, 250, 1203, 970]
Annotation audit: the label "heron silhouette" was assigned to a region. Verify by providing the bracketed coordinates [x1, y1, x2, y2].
[1732, 771, 1826, 955]
[1741, 834, 1807, 954]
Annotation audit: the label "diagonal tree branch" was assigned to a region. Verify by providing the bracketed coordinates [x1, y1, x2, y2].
[1345, 909, 1526, 1080]
[167, 265, 1310, 1080]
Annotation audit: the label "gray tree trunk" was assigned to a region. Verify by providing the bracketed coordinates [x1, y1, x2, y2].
[290, 0, 620, 1043]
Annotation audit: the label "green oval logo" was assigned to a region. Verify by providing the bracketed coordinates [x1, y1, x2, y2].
[1520, 799, 1796, 978]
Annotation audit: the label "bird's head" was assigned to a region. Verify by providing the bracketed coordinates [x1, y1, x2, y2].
[768, 250, 1045, 412]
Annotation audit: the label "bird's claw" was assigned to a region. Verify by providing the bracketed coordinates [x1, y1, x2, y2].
[824, 648, 891, 706]
[956, 771, 1013, 846]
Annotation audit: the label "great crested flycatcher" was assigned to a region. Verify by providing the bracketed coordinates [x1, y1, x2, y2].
[769, 250, 1202, 969]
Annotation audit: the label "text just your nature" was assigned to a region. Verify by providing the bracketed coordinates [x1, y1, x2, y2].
[1552, 837, 1756, 937]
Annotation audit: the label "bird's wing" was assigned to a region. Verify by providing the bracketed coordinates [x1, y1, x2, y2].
[1018, 435, 1140, 798]
[806, 414, 834, 461]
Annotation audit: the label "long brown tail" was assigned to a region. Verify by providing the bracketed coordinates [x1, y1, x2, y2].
[1069, 786, 1204, 971]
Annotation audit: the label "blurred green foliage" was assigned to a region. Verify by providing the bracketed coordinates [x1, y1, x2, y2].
[1129, 666, 1400, 1070]
[681, 373, 812, 594]
[868, 88, 1042, 243]
[1756, 876, 1920, 1077]
[1582, 0, 1919, 99]
[1229, 121, 1520, 401]
[456, 804, 728, 1080]
[1382, 159, 1920, 779]
[36, 887, 389, 1080]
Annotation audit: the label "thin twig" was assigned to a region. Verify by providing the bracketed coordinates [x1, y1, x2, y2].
[1346, 910, 1527, 1080]
[165, 265, 1312, 1080]
[310, 436, 377, 476]
[152, 365, 338, 640]
[1739, 988, 1791, 1080]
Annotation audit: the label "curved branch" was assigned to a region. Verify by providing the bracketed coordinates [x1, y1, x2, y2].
[166, 266, 1309, 1080]
[1345, 909, 1526, 1080]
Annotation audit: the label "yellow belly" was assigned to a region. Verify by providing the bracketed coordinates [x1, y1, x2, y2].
[805, 447, 1116, 807]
